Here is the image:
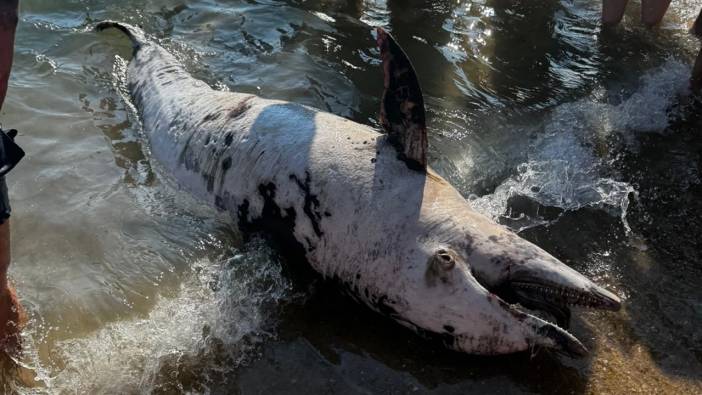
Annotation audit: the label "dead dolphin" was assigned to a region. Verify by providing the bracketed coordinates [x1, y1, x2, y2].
[96, 21, 620, 356]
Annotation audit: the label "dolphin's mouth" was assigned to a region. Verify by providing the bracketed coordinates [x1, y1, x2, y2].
[495, 278, 622, 329]
[482, 278, 621, 357]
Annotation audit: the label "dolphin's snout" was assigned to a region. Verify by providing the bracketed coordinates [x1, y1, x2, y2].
[504, 257, 622, 320]
[455, 231, 622, 356]
[590, 284, 622, 311]
[468, 233, 623, 329]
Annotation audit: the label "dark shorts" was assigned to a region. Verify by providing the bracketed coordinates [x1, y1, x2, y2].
[0, 177, 8, 225]
[0, 127, 24, 224]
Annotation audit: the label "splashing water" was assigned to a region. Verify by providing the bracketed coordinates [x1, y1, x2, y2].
[470, 59, 691, 231]
[14, 239, 292, 394]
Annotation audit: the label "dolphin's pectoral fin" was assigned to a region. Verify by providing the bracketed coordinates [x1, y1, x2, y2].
[376, 28, 428, 171]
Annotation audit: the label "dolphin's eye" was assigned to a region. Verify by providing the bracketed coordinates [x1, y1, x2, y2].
[435, 249, 456, 270]
[426, 248, 460, 286]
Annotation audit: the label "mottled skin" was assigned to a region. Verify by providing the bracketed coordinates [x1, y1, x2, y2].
[97, 22, 620, 356]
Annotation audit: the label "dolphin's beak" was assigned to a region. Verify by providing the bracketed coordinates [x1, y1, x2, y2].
[441, 256, 614, 356]
[492, 253, 621, 329]
[450, 236, 624, 356]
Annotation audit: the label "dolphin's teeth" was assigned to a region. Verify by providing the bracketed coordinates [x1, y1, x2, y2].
[512, 281, 608, 309]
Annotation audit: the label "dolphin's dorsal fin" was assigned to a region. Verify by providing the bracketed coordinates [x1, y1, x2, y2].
[376, 28, 427, 171]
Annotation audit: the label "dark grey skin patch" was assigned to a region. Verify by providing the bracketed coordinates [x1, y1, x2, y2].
[289, 171, 324, 238]
[229, 96, 254, 119]
[219, 157, 233, 189]
[178, 131, 200, 173]
[375, 295, 399, 318]
[215, 195, 226, 210]
[194, 138, 231, 193]
[464, 234, 475, 255]
[203, 112, 221, 122]
[411, 324, 458, 350]
[236, 198, 251, 228]
[168, 109, 184, 130]
[236, 183, 307, 263]
[203, 151, 224, 193]
[221, 157, 232, 170]
[304, 236, 316, 252]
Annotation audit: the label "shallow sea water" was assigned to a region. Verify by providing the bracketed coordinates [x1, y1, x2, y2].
[0, 0, 701, 393]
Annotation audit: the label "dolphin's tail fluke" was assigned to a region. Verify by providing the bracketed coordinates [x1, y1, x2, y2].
[95, 21, 148, 53]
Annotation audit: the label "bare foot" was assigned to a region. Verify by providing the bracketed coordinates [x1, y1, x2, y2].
[0, 283, 26, 354]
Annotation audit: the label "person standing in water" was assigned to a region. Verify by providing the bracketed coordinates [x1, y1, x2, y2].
[0, 0, 25, 352]
[602, 0, 671, 26]
[602, 1, 702, 92]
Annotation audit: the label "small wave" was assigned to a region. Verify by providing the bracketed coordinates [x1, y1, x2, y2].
[470, 59, 690, 231]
